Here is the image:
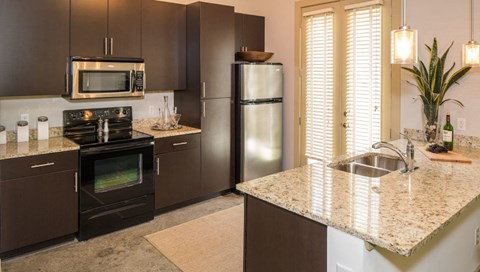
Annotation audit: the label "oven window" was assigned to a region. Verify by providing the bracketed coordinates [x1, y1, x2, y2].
[79, 70, 130, 93]
[94, 153, 143, 193]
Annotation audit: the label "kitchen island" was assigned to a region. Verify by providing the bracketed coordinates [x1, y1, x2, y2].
[236, 139, 480, 272]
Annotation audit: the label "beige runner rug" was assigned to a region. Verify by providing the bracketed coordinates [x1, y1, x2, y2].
[145, 204, 244, 272]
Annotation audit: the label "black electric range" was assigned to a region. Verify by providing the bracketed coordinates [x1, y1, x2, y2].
[63, 106, 155, 240]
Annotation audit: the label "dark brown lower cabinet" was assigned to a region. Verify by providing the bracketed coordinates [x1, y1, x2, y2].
[200, 98, 233, 195]
[155, 133, 201, 209]
[0, 151, 78, 254]
[244, 195, 327, 272]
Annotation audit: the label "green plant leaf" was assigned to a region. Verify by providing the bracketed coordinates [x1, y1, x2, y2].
[444, 66, 471, 91]
[440, 98, 464, 107]
[405, 38, 472, 117]
[442, 62, 455, 87]
[428, 38, 438, 86]
[433, 41, 453, 94]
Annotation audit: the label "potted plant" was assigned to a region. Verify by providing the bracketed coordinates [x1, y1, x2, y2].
[402, 38, 471, 142]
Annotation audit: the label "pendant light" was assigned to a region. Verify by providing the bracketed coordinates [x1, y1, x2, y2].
[463, 0, 480, 66]
[391, 0, 418, 64]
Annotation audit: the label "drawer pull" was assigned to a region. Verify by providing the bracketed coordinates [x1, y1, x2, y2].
[30, 162, 55, 169]
[74, 172, 78, 193]
[172, 142, 188, 146]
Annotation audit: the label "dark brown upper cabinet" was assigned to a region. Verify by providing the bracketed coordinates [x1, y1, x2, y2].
[71, 0, 141, 58]
[235, 13, 265, 53]
[187, 2, 235, 100]
[142, 0, 186, 91]
[0, 0, 69, 96]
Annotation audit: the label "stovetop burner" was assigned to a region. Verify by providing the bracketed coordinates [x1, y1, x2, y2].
[63, 106, 152, 148]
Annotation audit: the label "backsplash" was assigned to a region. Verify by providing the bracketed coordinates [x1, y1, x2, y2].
[0, 92, 174, 131]
[5, 117, 180, 143]
[404, 128, 480, 148]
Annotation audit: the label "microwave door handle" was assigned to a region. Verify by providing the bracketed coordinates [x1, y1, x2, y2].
[130, 70, 135, 92]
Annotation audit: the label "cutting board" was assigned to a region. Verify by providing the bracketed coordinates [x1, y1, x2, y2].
[418, 148, 472, 163]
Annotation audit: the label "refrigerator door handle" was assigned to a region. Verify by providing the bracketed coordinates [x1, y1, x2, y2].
[202, 101, 206, 118]
[201, 82, 206, 99]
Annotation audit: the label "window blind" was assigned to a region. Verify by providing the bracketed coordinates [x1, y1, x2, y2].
[304, 11, 334, 162]
[345, 4, 382, 153]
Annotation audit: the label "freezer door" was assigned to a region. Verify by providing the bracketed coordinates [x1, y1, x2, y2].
[239, 64, 283, 101]
[240, 102, 282, 182]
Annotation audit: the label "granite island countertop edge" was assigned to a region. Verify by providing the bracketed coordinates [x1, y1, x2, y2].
[236, 139, 480, 257]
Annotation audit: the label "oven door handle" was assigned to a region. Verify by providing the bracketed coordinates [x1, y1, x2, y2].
[80, 140, 154, 156]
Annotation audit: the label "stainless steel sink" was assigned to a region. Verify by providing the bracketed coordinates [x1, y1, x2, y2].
[353, 154, 404, 172]
[328, 154, 404, 178]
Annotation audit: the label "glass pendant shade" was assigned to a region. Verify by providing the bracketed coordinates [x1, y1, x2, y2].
[463, 41, 480, 66]
[391, 26, 418, 64]
[463, 0, 479, 66]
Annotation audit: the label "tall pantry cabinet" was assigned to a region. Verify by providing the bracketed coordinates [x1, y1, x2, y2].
[175, 2, 234, 196]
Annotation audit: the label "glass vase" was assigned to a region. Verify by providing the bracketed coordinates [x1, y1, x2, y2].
[423, 104, 442, 143]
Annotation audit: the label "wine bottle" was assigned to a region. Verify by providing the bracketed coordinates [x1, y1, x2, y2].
[443, 113, 454, 151]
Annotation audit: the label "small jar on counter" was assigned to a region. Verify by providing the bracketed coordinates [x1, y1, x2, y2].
[0, 126, 6, 144]
[17, 120, 29, 143]
[37, 116, 49, 140]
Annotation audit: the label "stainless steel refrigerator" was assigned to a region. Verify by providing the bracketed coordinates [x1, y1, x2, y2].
[235, 62, 283, 183]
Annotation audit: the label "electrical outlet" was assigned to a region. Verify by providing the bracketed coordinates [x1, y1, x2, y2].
[148, 105, 155, 115]
[457, 118, 466, 131]
[20, 114, 29, 122]
[475, 226, 479, 246]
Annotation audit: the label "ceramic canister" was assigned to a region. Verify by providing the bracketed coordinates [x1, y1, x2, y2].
[17, 120, 29, 142]
[37, 116, 49, 140]
[0, 125, 6, 144]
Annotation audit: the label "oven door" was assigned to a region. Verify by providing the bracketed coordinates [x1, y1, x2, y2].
[79, 139, 154, 212]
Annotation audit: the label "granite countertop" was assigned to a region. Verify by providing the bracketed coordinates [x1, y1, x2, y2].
[0, 119, 201, 160]
[0, 137, 79, 160]
[236, 139, 480, 257]
[133, 119, 201, 138]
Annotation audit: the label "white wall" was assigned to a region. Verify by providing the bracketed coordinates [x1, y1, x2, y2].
[402, 0, 480, 136]
[0, 0, 296, 170]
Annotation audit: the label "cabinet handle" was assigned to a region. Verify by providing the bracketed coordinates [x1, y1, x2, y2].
[202, 82, 206, 98]
[110, 38, 114, 55]
[156, 157, 160, 176]
[172, 142, 188, 146]
[104, 37, 108, 55]
[74, 172, 78, 193]
[30, 162, 55, 169]
[202, 101, 206, 118]
[65, 62, 70, 93]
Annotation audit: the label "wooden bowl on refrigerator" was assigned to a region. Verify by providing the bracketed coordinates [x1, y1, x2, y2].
[235, 51, 274, 62]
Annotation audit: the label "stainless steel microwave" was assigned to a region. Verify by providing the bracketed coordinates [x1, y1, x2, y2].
[66, 57, 145, 99]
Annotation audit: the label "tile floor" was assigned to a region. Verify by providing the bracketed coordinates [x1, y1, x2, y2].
[2, 194, 243, 272]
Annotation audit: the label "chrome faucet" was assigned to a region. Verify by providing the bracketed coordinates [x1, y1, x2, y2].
[372, 138, 415, 173]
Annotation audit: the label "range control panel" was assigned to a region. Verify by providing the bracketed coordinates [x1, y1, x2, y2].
[63, 106, 132, 124]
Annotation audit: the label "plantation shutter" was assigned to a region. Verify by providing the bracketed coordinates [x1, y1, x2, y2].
[304, 9, 334, 162]
[345, 2, 382, 153]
